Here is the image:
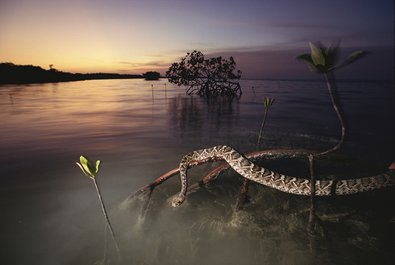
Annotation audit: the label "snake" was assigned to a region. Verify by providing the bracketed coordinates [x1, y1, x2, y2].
[171, 145, 395, 207]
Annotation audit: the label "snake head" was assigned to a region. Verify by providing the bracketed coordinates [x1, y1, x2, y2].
[171, 194, 185, 207]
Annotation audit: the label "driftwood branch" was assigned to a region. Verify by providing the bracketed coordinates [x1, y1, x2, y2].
[307, 154, 316, 232]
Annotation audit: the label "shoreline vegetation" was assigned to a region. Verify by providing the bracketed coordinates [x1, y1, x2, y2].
[0, 62, 161, 84]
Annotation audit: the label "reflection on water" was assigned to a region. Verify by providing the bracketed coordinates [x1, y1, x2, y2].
[168, 95, 240, 140]
[0, 79, 394, 265]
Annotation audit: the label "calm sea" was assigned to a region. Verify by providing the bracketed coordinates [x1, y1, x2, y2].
[0, 79, 394, 265]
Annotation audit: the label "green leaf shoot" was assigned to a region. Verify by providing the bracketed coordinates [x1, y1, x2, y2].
[264, 97, 275, 108]
[309, 42, 325, 67]
[297, 42, 369, 73]
[76, 155, 100, 179]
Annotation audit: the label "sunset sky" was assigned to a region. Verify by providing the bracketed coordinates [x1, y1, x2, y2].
[0, 0, 393, 80]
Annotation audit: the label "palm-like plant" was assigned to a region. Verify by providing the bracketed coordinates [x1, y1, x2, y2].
[297, 42, 369, 155]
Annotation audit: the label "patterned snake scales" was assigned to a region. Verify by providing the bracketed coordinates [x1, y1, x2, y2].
[172, 145, 395, 207]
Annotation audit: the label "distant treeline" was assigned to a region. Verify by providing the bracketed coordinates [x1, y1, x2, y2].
[0, 63, 144, 84]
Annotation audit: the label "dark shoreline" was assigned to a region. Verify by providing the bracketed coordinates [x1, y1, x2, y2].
[0, 62, 144, 84]
[0, 74, 144, 85]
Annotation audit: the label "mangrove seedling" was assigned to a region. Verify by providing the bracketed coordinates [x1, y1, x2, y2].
[257, 97, 275, 149]
[76, 156, 121, 261]
[236, 96, 275, 210]
[297, 42, 369, 155]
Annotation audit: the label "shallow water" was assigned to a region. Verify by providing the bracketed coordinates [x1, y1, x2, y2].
[0, 79, 394, 264]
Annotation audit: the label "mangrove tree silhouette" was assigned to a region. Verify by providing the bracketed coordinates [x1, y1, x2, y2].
[166, 50, 242, 98]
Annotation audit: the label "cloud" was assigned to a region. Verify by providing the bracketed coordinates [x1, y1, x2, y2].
[118, 61, 139, 67]
[118, 60, 170, 68]
[116, 60, 172, 74]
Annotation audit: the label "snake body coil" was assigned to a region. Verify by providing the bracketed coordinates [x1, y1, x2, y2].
[172, 145, 394, 207]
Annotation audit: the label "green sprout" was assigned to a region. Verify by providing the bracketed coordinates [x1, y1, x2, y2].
[257, 97, 275, 149]
[76, 156, 121, 261]
[297, 42, 369, 155]
[76, 155, 101, 179]
[263, 97, 275, 108]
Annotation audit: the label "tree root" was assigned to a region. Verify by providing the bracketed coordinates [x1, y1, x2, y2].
[235, 179, 251, 211]
[122, 148, 315, 217]
[122, 147, 394, 240]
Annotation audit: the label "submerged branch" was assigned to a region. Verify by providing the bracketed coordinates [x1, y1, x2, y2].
[123, 149, 315, 209]
[307, 154, 316, 232]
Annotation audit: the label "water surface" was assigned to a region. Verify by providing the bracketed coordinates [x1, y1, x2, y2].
[0, 79, 394, 264]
